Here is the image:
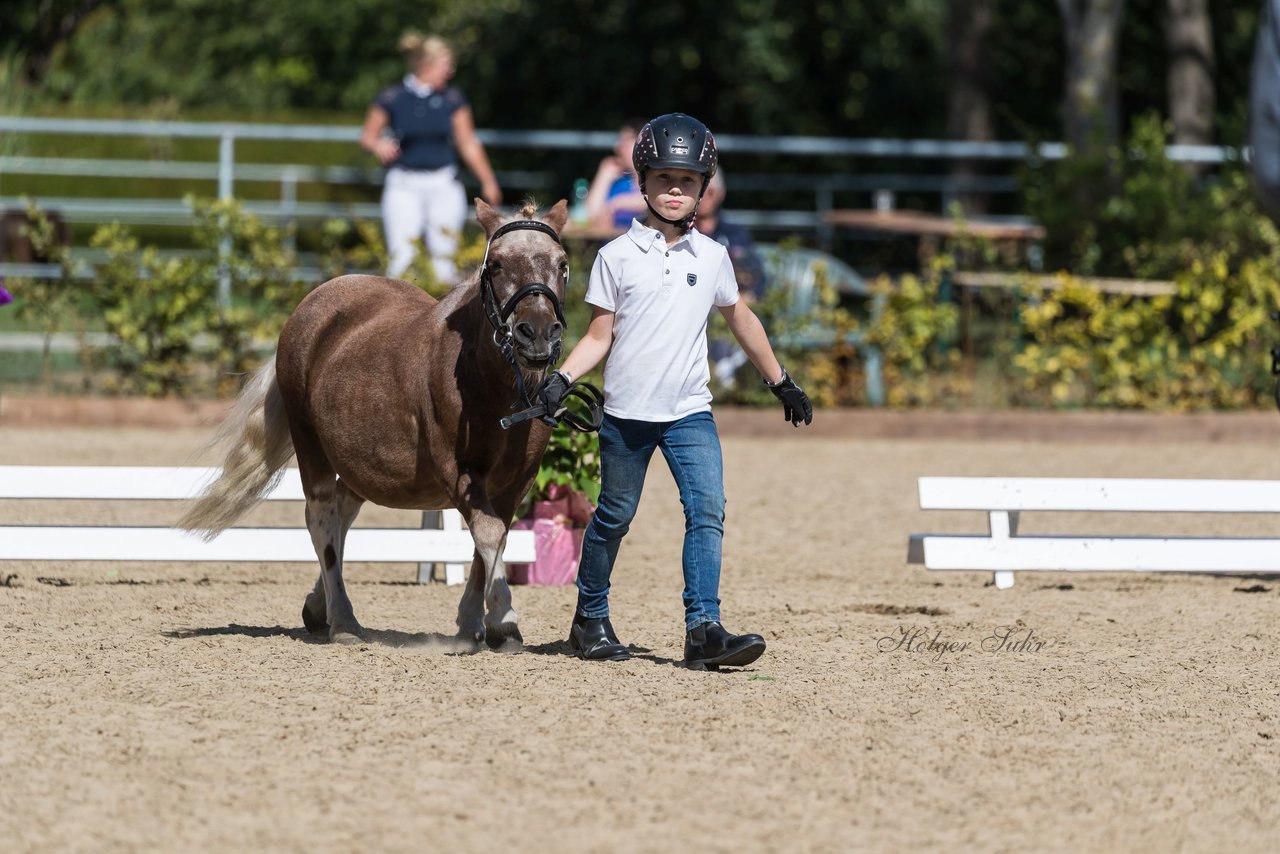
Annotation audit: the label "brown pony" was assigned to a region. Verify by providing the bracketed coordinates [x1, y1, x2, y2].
[179, 199, 570, 648]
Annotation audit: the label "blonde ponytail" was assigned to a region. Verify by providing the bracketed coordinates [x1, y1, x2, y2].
[399, 31, 452, 71]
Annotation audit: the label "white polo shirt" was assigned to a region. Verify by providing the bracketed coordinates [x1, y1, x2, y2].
[585, 218, 739, 421]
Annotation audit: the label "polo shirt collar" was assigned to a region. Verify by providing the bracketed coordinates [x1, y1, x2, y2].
[403, 74, 435, 98]
[625, 219, 700, 257]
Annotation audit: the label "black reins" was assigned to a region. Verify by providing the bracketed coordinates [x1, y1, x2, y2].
[480, 219, 603, 432]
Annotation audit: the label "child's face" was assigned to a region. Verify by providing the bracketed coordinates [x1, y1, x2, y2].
[645, 167, 704, 220]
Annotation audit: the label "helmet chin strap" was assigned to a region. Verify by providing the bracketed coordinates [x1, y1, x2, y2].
[640, 175, 710, 231]
[643, 195, 701, 230]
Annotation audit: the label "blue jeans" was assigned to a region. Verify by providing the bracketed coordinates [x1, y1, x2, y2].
[576, 411, 726, 631]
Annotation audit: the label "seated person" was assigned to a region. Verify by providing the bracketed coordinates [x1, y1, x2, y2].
[699, 169, 769, 385]
[585, 119, 648, 230]
[698, 169, 767, 300]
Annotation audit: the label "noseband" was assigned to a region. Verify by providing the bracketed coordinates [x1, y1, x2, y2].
[479, 218, 605, 433]
[479, 219, 569, 410]
[480, 219, 568, 351]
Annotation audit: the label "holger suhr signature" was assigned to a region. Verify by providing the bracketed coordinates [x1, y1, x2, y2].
[877, 625, 1049, 662]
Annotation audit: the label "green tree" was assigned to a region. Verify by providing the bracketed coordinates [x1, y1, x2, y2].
[35, 0, 445, 112]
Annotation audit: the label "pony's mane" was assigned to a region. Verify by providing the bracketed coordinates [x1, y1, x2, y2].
[515, 199, 540, 220]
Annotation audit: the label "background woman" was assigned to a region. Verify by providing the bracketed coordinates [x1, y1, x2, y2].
[360, 32, 502, 285]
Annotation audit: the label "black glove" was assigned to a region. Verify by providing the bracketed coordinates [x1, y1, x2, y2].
[765, 367, 813, 427]
[536, 370, 572, 425]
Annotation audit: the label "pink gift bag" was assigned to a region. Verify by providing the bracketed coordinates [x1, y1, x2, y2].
[508, 515, 585, 585]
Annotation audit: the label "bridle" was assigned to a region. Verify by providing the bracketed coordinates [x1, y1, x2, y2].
[479, 219, 569, 411]
[480, 219, 568, 350]
[479, 218, 605, 433]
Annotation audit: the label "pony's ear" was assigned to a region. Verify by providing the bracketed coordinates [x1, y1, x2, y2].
[475, 198, 505, 238]
[542, 199, 570, 234]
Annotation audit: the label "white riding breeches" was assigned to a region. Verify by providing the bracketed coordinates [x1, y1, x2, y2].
[381, 165, 468, 285]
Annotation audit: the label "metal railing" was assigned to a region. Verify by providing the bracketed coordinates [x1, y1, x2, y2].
[3, 114, 1240, 225]
[0, 114, 1244, 297]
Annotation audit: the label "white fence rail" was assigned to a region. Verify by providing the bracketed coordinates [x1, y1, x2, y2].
[0, 465, 536, 585]
[907, 476, 1280, 589]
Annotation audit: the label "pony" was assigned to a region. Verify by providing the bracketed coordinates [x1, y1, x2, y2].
[179, 199, 571, 648]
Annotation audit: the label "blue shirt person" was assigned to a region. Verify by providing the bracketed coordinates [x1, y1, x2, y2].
[585, 119, 648, 231]
[698, 170, 770, 386]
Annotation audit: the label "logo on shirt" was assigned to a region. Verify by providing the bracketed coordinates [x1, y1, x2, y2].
[687, 273, 697, 287]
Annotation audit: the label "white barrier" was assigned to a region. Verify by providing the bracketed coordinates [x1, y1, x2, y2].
[907, 476, 1280, 589]
[0, 465, 535, 585]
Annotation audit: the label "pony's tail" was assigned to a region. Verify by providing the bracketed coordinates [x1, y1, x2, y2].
[177, 357, 294, 540]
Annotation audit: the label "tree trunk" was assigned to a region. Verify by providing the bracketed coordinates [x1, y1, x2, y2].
[947, 0, 995, 216]
[1165, 0, 1214, 173]
[1058, 0, 1127, 158]
[19, 0, 107, 85]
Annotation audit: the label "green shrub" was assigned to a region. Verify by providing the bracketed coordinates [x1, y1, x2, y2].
[1021, 112, 1268, 281]
[863, 258, 962, 408]
[9, 204, 96, 388]
[6, 197, 499, 397]
[84, 198, 307, 396]
[1012, 256, 1280, 411]
[515, 419, 601, 521]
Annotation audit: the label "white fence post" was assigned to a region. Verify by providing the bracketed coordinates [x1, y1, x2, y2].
[216, 129, 235, 308]
[988, 510, 1018, 590]
[419, 510, 467, 586]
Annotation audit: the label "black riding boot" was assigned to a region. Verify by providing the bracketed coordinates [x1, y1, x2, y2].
[684, 621, 766, 670]
[568, 613, 631, 661]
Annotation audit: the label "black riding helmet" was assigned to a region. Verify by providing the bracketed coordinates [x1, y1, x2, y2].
[632, 113, 718, 230]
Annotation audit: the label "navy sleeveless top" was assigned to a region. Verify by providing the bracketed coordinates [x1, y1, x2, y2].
[373, 83, 468, 171]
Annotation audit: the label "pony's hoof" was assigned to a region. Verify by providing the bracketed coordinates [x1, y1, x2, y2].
[329, 625, 366, 645]
[302, 603, 329, 634]
[485, 624, 524, 652]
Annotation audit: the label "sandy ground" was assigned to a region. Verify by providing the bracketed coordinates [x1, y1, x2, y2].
[2, 415, 1279, 852]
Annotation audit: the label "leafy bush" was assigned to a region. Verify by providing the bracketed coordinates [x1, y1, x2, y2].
[863, 258, 962, 407]
[85, 198, 307, 396]
[1012, 255, 1280, 411]
[6, 197, 497, 396]
[9, 204, 96, 388]
[516, 420, 601, 520]
[1021, 112, 1261, 281]
[1011, 115, 1280, 411]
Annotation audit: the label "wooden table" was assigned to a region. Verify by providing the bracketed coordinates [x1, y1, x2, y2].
[952, 271, 1176, 297]
[821, 209, 1045, 241]
[823, 210, 1051, 370]
[822, 208, 1045, 268]
[560, 223, 624, 243]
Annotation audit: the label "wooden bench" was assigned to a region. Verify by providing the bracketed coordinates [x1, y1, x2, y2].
[0, 465, 535, 585]
[951, 271, 1177, 297]
[907, 476, 1280, 589]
